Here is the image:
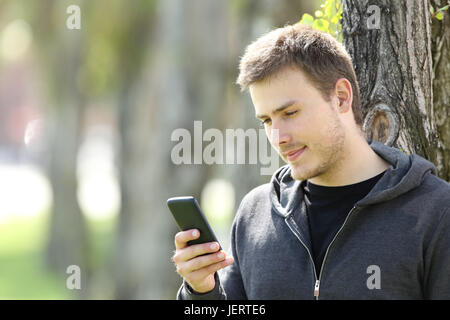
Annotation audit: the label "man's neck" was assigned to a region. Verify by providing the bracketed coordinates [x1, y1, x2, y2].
[308, 136, 391, 187]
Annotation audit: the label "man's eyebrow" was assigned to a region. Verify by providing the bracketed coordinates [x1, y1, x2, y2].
[255, 100, 298, 119]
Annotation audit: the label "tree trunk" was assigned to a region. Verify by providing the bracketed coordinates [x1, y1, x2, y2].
[341, 0, 446, 179]
[431, 0, 450, 181]
[31, 0, 91, 298]
[111, 2, 162, 299]
[113, 0, 216, 299]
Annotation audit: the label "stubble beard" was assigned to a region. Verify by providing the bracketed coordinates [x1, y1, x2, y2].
[289, 113, 346, 181]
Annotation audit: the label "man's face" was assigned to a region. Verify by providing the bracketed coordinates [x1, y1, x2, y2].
[250, 65, 346, 181]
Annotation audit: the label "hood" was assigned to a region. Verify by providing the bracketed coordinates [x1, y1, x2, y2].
[270, 140, 438, 218]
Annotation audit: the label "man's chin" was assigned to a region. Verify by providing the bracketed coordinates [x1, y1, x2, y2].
[289, 164, 309, 181]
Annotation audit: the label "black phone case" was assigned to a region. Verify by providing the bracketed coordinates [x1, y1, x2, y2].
[167, 196, 221, 249]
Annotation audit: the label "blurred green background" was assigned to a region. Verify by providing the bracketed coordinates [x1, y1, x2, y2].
[0, 0, 321, 299]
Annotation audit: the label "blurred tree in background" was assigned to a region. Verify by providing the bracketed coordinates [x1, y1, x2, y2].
[0, 0, 315, 299]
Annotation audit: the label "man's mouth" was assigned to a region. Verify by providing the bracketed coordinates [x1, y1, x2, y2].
[283, 146, 307, 162]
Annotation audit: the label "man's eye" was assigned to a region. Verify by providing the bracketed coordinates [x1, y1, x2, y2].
[260, 119, 271, 126]
[285, 110, 298, 116]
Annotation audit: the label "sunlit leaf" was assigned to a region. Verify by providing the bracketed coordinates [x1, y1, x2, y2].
[313, 19, 329, 32]
[324, 1, 334, 18]
[299, 13, 314, 26]
[331, 12, 341, 24]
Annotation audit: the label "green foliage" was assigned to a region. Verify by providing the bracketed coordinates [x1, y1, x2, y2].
[298, 0, 342, 41]
[0, 213, 116, 299]
[430, 3, 449, 21]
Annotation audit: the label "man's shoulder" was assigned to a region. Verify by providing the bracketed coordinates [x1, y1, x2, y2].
[422, 172, 450, 207]
[242, 182, 272, 201]
[235, 182, 272, 221]
[402, 172, 450, 219]
[420, 172, 450, 201]
[423, 171, 450, 188]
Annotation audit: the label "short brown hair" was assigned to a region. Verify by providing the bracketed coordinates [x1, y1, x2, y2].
[236, 24, 363, 126]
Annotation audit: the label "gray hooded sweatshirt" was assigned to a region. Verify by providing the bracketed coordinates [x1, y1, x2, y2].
[177, 141, 450, 300]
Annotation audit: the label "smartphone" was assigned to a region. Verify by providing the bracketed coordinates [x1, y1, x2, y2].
[167, 196, 222, 249]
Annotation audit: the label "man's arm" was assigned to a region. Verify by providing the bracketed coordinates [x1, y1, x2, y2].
[215, 217, 248, 300]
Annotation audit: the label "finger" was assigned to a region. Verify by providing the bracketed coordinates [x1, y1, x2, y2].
[173, 241, 220, 263]
[178, 249, 227, 275]
[174, 229, 200, 250]
[187, 256, 234, 283]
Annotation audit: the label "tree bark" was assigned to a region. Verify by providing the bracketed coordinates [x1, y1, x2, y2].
[341, 0, 445, 179]
[431, 0, 450, 181]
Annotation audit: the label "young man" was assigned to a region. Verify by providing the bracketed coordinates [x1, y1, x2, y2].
[172, 24, 450, 299]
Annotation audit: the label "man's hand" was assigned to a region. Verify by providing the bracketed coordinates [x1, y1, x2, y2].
[172, 229, 234, 293]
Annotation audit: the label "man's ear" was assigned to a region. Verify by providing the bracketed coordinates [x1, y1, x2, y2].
[334, 78, 353, 113]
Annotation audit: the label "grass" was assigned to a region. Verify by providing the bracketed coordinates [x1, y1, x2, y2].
[0, 213, 70, 299]
[0, 212, 117, 299]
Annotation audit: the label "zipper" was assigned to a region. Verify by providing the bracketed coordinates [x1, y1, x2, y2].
[314, 280, 320, 298]
[285, 218, 319, 299]
[315, 206, 359, 298]
[286, 205, 359, 300]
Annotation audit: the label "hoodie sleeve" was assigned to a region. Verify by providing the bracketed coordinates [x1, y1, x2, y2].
[176, 272, 226, 300]
[424, 207, 450, 299]
[216, 214, 248, 300]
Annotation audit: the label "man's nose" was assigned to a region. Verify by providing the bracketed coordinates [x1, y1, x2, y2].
[269, 125, 291, 147]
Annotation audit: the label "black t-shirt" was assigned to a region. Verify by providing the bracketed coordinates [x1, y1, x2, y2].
[303, 171, 386, 274]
